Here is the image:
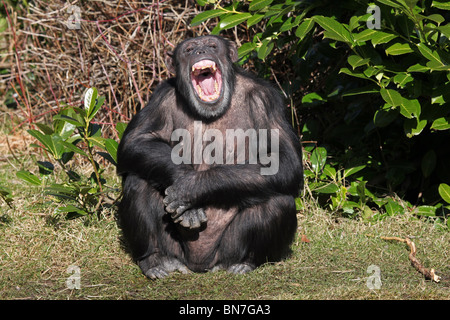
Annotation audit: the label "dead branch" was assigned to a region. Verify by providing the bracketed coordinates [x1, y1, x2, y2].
[368, 235, 441, 283]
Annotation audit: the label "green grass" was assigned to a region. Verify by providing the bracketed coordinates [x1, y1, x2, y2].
[0, 151, 449, 300]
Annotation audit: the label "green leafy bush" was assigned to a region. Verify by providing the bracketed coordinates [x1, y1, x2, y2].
[193, 0, 449, 226]
[17, 88, 126, 218]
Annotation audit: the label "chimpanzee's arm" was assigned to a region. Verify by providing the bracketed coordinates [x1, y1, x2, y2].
[117, 82, 190, 191]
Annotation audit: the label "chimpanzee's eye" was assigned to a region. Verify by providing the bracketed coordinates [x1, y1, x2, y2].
[185, 47, 193, 53]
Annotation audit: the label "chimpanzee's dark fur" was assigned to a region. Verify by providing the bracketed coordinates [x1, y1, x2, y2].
[117, 35, 303, 279]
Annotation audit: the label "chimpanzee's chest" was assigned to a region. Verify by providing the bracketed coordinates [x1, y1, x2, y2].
[169, 108, 266, 170]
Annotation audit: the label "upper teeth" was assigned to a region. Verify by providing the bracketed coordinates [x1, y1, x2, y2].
[192, 63, 216, 74]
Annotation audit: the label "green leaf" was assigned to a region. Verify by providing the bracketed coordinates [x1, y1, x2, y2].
[295, 18, 315, 41]
[407, 63, 430, 73]
[257, 39, 274, 60]
[404, 0, 419, 9]
[52, 114, 84, 127]
[238, 42, 256, 59]
[370, 32, 397, 46]
[311, 147, 327, 175]
[57, 205, 88, 215]
[353, 28, 378, 42]
[431, 117, 450, 131]
[37, 161, 54, 175]
[425, 14, 445, 24]
[384, 198, 404, 215]
[28, 130, 65, 159]
[247, 14, 264, 27]
[438, 24, 450, 38]
[59, 121, 76, 141]
[344, 165, 366, 178]
[301, 92, 325, 104]
[104, 139, 119, 164]
[438, 183, 450, 204]
[312, 16, 353, 44]
[35, 123, 54, 135]
[323, 164, 336, 179]
[191, 9, 225, 26]
[219, 13, 252, 30]
[27, 129, 49, 147]
[377, 0, 401, 8]
[263, 3, 283, 19]
[88, 96, 105, 121]
[280, 17, 298, 33]
[400, 97, 420, 119]
[385, 42, 414, 55]
[413, 206, 436, 217]
[116, 122, 128, 139]
[404, 118, 427, 137]
[266, 4, 295, 25]
[55, 108, 79, 138]
[294, 197, 304, 210]
[393, 73, 413, 88]
[87, 136, 106, 149]
[356, 180, 367, 200]
[348, 14, 365, 32]
[46, 183, 75, 195]
[432, 1, 450, 10]
[380, 88, 403, 107]
[249, 0, 274, 11]
[16, 170, 42, 186]
[60, 141, 88, 157]
[348, 55, 370, 69]
[313, 183, 339, 194]
[84, 87, 98, 114]
[417, 43, 445, 67]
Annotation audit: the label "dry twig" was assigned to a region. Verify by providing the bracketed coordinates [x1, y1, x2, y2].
[368, 235, 441, 283]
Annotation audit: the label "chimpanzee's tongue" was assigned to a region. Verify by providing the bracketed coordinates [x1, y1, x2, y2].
[191, 60, 222, 102]
[198, 73, 216, 95]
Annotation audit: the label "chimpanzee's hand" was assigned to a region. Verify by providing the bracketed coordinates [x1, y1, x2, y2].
[163, 186, 207, 229]
[163, 185, 191, 215]
[173, 208, 207, 229]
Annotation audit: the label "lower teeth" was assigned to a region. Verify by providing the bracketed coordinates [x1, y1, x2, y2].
[197, 84, 219, 101]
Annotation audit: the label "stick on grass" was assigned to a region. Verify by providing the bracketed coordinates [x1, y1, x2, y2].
[368, 235, 441, 283]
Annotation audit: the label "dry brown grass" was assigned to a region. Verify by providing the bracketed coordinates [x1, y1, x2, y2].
[1, 1, 224, 135]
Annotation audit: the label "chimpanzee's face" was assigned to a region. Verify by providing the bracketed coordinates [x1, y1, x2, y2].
[181, 37, 225, 103]
[168, 36, 238, 119]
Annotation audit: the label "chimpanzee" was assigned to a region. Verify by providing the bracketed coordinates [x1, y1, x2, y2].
[117, 35, 303, 279]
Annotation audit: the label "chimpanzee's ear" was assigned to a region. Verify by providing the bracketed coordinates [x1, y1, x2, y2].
[228, 41, 238, 63]
[165, 51, 176, 74]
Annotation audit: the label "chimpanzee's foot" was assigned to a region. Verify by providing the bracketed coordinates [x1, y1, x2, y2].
[138, 254, 189, 279]
[227, 263, 255, 275]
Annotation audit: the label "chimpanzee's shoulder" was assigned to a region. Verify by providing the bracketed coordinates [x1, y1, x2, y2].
[235, 68, 280, 94]
[151, 78, 177, 98]
[141, 78, 177, 111]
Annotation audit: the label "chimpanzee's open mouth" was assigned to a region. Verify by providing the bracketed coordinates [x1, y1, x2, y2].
[191, 60, 222, 102]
